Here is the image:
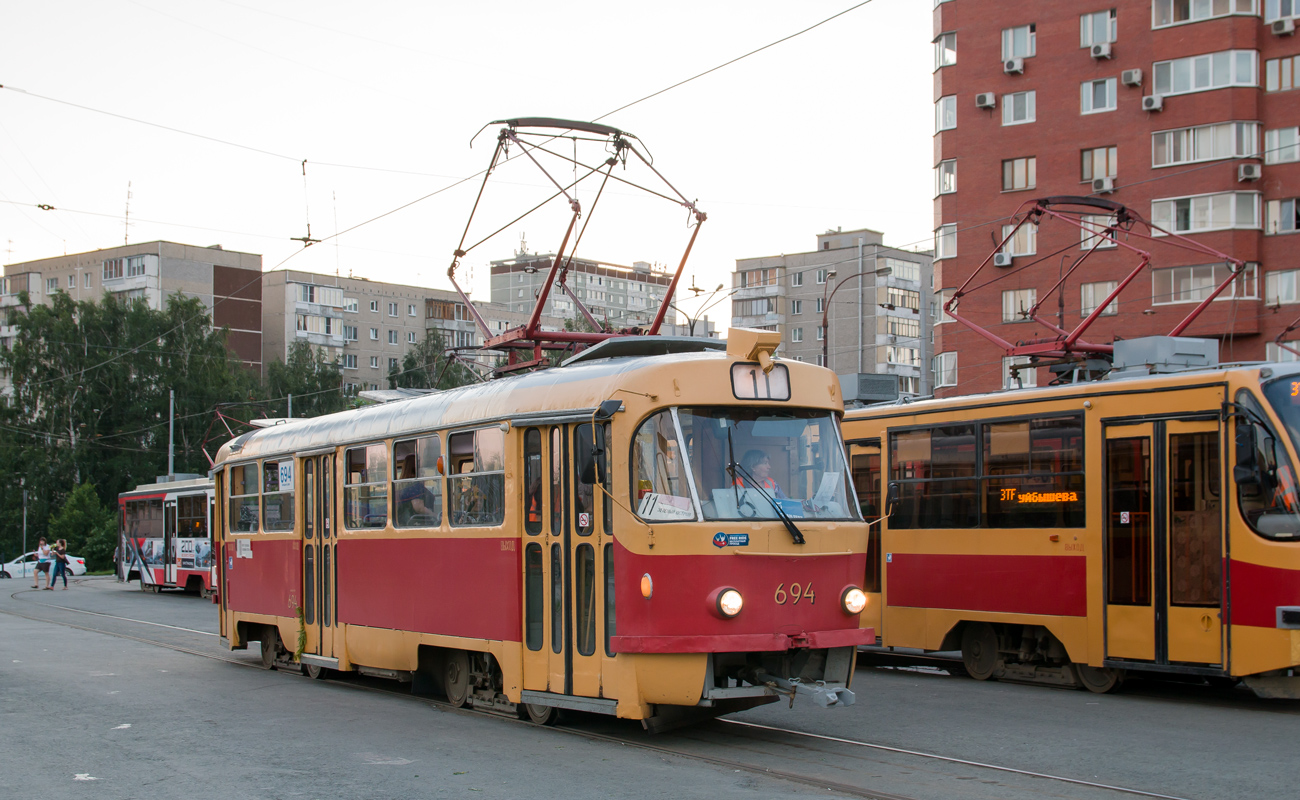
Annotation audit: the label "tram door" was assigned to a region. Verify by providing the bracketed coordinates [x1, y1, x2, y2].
[163, 499, 178, 587]
[302, 455, 337, 658]
[848, 441, 883, 635]
[1104, 420, 1224, 667]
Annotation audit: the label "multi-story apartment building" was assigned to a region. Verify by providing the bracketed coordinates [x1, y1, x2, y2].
[263, 271, 483, 393]
[932, 1, 1300, 396]
[731, 228, 934, 398]
[490, 251, 687, 331]
[1, 241, 263, 371]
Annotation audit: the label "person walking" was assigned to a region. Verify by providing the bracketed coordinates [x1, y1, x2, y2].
[48, 539, 69, 590]
[32, 537, 51, 589]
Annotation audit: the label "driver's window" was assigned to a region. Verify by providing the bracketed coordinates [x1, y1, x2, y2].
[393, 435, 442, 529]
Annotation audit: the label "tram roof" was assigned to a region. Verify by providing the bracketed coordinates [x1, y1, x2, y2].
[214, 345, 727, 467]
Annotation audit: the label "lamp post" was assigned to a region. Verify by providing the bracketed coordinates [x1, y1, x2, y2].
[670, 283, 728, 337]
[821, 266, 893, 369]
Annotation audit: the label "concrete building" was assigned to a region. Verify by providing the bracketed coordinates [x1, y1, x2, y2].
[731, 228, 934, 399]
[1, 241, 263, 371]
[932, 1, 1300, 396]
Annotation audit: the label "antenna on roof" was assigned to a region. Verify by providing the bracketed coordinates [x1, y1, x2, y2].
[123, 181, 132, 245]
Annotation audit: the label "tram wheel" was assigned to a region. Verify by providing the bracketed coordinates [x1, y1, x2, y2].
[260, 626, 280, 670]
[444, 650, 471, 708]
[305, 664, 331, 680]
[961, 622, 1000, 681]
[521, 703, 557, 726]
[1076, 665, 1125, 694]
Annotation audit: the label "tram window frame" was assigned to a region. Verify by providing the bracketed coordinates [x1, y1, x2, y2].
[1237, 386, 1300, 540]
[262, 459, 296, 532]
[228, 463, 260, 533]
[344, 444, 389, 530]
[525, 543, 544, 650]
[603, 542, 616, 657]
[393, 435, 443, 529]
[550, 543, 563, 654]
[888, 412, 1086, 529]
[177, 494, 208, 538]
[551, 428, 564, 535]
[575, 543, 597, 656]
[630, 410, 697, 522]
[574, 424, 600, 536]
[524, 428, 544, 535]
[448, 427, 506, 528]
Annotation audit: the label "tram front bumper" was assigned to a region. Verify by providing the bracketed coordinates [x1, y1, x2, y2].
[755, 673, 856, 707]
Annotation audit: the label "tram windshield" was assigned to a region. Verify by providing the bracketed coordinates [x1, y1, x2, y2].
[1250, 380, 1300, 539]
[633, 407, 858, 523]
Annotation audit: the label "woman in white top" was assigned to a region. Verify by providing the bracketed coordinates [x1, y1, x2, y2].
[33, 537, 51, 589]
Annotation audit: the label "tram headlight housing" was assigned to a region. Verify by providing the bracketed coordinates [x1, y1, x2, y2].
[640, 573, 653, 599]
[709, 587, 744, 618]
[841, 586, 868, 615]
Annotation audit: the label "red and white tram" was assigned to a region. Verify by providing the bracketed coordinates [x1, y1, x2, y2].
[212, 330, 873, 727]
[118, 477, 216, 595]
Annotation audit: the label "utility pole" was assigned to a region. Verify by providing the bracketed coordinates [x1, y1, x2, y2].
[168, 390, 175, 481]
[22, 482, 27, 559]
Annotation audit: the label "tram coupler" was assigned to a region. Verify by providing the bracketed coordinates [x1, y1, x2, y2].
[756, 673, 855, 708]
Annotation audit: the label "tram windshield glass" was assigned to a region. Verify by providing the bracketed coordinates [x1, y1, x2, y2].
[633, 407, 858, 522]
[1250, 380, 1300, 538]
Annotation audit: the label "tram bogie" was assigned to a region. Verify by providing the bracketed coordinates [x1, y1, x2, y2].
[212, 331, 873, 724]
[845, 358, 1300, 697]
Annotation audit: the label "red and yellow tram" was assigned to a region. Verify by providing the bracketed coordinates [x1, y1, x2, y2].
[844, 353, 1300, 696]
[118, 478, 216, 595]
[213, 330, 872, 726]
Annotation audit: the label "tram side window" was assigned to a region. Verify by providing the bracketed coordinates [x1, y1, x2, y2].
[890, 426, 978, 528]
[448, 428, 505, 527]
[551, 428, 563, 535]
[1242, 384, 1300, 540]
[632, 410, 696, 522]
[229, 464, 259, 533]
[524, 429, 543, 535]
[344, 444, 388, 529]
[394, 435, 443, 529]
[178, 495, 208, 537]
[983, 416, 1085, 528]
[262, 460, 296, 532]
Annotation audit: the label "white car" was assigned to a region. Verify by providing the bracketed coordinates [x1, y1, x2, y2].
[0, 550, 88, 580]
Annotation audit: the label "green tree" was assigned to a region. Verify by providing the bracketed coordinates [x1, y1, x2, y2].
[265, 340, 346, 418]
[47, 482, 116, 571]
[388, 328, 476, 390]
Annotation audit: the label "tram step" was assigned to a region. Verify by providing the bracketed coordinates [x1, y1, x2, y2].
[520, 690, 618, 716]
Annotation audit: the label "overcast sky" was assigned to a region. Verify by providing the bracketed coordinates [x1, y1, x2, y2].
[1, 0, 932, 325]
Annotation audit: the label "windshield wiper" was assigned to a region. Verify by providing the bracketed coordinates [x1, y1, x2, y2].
[726, 427, 805, 545]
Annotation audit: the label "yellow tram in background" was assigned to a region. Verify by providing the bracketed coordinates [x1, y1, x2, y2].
[844, 340, 1300, 696]
[213, 330, 872, 728]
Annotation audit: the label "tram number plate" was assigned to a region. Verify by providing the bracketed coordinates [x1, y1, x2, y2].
[774, 582, 815, 605]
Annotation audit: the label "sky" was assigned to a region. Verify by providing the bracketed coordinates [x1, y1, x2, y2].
[0, 0, 933, 326]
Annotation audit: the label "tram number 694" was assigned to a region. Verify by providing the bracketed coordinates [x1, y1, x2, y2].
[774, 583, 815, 605]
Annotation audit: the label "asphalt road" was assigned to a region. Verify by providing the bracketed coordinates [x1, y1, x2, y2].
[3, 577, 1297, 799]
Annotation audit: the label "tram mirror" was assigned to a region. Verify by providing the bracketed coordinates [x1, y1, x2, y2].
[595, 399, 623, 421]
[577, 425, 608, 485]
[884, 482, 900, 517]
[1234, 423, 1264, 497]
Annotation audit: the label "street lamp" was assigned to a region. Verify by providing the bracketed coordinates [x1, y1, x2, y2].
[821, 266, 892, 368]
[670, 283, 728, 337]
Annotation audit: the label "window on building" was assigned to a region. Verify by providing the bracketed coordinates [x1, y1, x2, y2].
[1153, 122, 1258, 167]
[1080, 214, 1119, 249]
[899, 375, 920, 395]
[1002, 356, 1038, 389]
[815, 326, 825, 342]
[67, 275, 74, 288]
[936, 96, 957, 132]
[887, 346, 921, 367]
[1001, 223, 1037, 257]
[126, 255, 147, 277]
[790, 271, 803, 287]
[816, 354, 827, 367]
[408, 331, 417, 344]
[1156, 0, 1256, 27]
[84, 272, 92, 288]
[46, 278, 57, 293]
[388, 357, 399, 371]
[934, 32, 956, 69]
[889, 317, 920, 338]
[1153, 50, 1257, 97]
[343, 324, 358, 341]
[1266, 127, 1300, 164]
[935, 224, 957, 259]
[816, 268, 832, 285]
[388, 330, 398, 344]
[887, 287, 922, 310]
[408, 304, 417, 316]
[936, 159, 957, 195]
[1001, 24, 1036, 60]
[1082, 280, 1120, 316]
[791, 328, 803, 343]
[1080, 9, 1117, 46]
[739, 268, 776, 288]
[343, 354, 358, 369]
[1002, 288, 1037, 322]
[933, 290, 955, 324]
[816, 297, 826, 314]
[103, 259, 124, 281]
[1266, 55, 1300, 91]
[1081, 78, 1117, 114]
[1002, 91, 1036, 126]
[1267, 269, 1300, 305]
[1266, 198, 1300, 234]
[1151, 192, 1259, 234]
[1267, 0, 1298, 22]
[1002, 157, 1036, 191]
[1081, 146, 1119, 181]
[1267, 341, 1300, 362]
[369, 328, 379, 340]
[790, 299, 803, 315]
[1153, 262, 1258, 304]
[884, 258, 920, 282]
[388, 302, 398, 317]
[344, 298, 359, 313]
[370, 356, 379, 369]
[369, 300, 379, 312]
[933, 352, 958, 387]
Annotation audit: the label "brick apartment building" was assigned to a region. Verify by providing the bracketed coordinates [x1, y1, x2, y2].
[932, 0, 1300, 396]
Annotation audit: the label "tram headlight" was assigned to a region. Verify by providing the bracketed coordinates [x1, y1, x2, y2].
[716, 588, 744, 618]
[640, 573, 653, 599]
[841, 587, 868, 615]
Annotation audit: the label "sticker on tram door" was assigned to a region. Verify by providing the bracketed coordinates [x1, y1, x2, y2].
[578, 512, 591, 528]
[712, 532, 750, 548]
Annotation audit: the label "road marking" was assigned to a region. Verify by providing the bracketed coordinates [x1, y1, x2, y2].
[113, 724, 131, 730]
[36, 603, 217, 637]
